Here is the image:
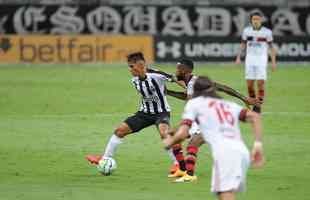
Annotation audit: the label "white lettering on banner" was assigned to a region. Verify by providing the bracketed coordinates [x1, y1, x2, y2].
[123, 6, 157, 34]
[162, 6, 194, 36]
[157, 41, 181, 58]
[185, 43, 240, 57]
[195, 8, 231, 36]
[272, 9, 304, 36]
[274, 43, 310, 57]
[50, 6, 84, 34]
[13, 7, 46, 34]
[306, 15, 310, 35]
[5, 5, 310, 36]
[0, 16, 7, 33]
[87, 6, 121, 34]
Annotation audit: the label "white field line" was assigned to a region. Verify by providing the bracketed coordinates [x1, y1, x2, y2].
[2, 111, 310, 119]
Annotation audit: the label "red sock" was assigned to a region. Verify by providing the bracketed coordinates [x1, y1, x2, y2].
[185, 146, 199, 176]
[172, 144, 186, 171]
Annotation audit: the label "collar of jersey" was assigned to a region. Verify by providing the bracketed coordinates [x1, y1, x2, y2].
[139, 74, 148, 81]
[185, 74, 194, 85]
[252, 25, 262, 31]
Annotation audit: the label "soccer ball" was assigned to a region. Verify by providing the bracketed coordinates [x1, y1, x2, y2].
[97, 157, 117, 175]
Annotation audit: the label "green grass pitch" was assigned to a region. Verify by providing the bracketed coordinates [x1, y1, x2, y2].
[0, 64, 309, 200]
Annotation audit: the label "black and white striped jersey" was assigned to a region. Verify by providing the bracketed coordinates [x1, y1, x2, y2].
[132, 73, 171, 114]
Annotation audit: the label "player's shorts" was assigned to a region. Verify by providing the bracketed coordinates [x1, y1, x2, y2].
[245, 63, 267, 80]
[189, 122, 201, 136]
[124, 111, 170, 133]
[211, 144, 250, 194]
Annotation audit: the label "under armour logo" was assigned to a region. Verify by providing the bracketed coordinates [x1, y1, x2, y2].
[157, 41, 181, 58]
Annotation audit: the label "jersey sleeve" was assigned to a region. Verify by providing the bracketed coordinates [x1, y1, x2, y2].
[241, 29, 247, 41]
[187, 82, 194, 96]
[151, 73, 169, 83]
[181, 100, 197, 127]
[267, 29, 273, 43]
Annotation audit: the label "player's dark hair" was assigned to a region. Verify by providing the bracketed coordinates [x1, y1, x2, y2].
[192, 76, 221, 99]
[177, 59, 194, 70]
[127, 52, 145, 63]
[250, 12, 262, 20]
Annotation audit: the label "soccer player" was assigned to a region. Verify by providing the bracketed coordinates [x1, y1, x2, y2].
[235, 12, 277, 113]
[164, 76, 264, 200]
[165, 59, 260, 182]
[85, 52, 185, 173]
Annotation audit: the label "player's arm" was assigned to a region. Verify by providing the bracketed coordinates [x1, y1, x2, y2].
[146, 67, 186, 89]
[214, 82, 260, 106]
[163, 124, 191, 149]
[235, 40, 246, 64]
[166, 89, 187, 100]
[239, 109, 264, 168]
[269, 42, 277, 72]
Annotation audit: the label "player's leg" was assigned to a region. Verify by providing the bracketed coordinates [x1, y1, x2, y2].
[255, 79, 265, 113]
[104, 112, 155, 157]
[102, 122, 132, 158]
[247, 79, 256, 99]
[174, 133, 203, 182]
[218, 191, 235, 200]
[247, 79, 260, 113]
[155, 113, 186, 176]
[86, 122, 131, 164]
[86, 112, 152, 165]
[157, 122, 181, 172]
[186, 134, 204, 175]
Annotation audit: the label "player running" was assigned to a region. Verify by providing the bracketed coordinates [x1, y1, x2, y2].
[164, 76, 264, 200]
[235, 12, 277, 113]
[165, 59, 260, 182]
[86, 52, 184, 173]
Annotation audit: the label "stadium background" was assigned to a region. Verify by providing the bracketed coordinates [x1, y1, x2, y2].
[0, 0, 309, 63]
[0, 1, 309, 200]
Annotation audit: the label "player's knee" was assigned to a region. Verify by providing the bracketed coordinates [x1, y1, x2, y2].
[114, 126, 129, 138]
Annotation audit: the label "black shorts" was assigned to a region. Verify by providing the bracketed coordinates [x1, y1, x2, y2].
[124, 111, 170, 133]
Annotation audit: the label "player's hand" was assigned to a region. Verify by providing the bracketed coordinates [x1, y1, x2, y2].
[251, 141, 265, 168]
[272, 62, 277, 72]
[235, 56, 241, 65]
[245, 97, 262, 106]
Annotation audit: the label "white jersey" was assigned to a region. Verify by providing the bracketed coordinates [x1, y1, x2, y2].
[186, 75, 198, 97]
[132, 73, 171, 114]
[182, 96, 250, 193]
[242, 26, 273, 66]
[182, 96, 248, 152]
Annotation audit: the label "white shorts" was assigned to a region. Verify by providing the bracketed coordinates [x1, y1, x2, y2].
[211, 145, 250, 194]
[189, 122, 201, 136]
[245, 63, 267, 80]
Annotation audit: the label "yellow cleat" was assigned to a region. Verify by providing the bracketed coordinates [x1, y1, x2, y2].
[174, 174, 198, 183]
[168, 169, 187, 178]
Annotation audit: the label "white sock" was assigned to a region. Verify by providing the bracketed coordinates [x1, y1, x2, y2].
[167, 148, 178, 164]
[103, 134, 123, 158]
